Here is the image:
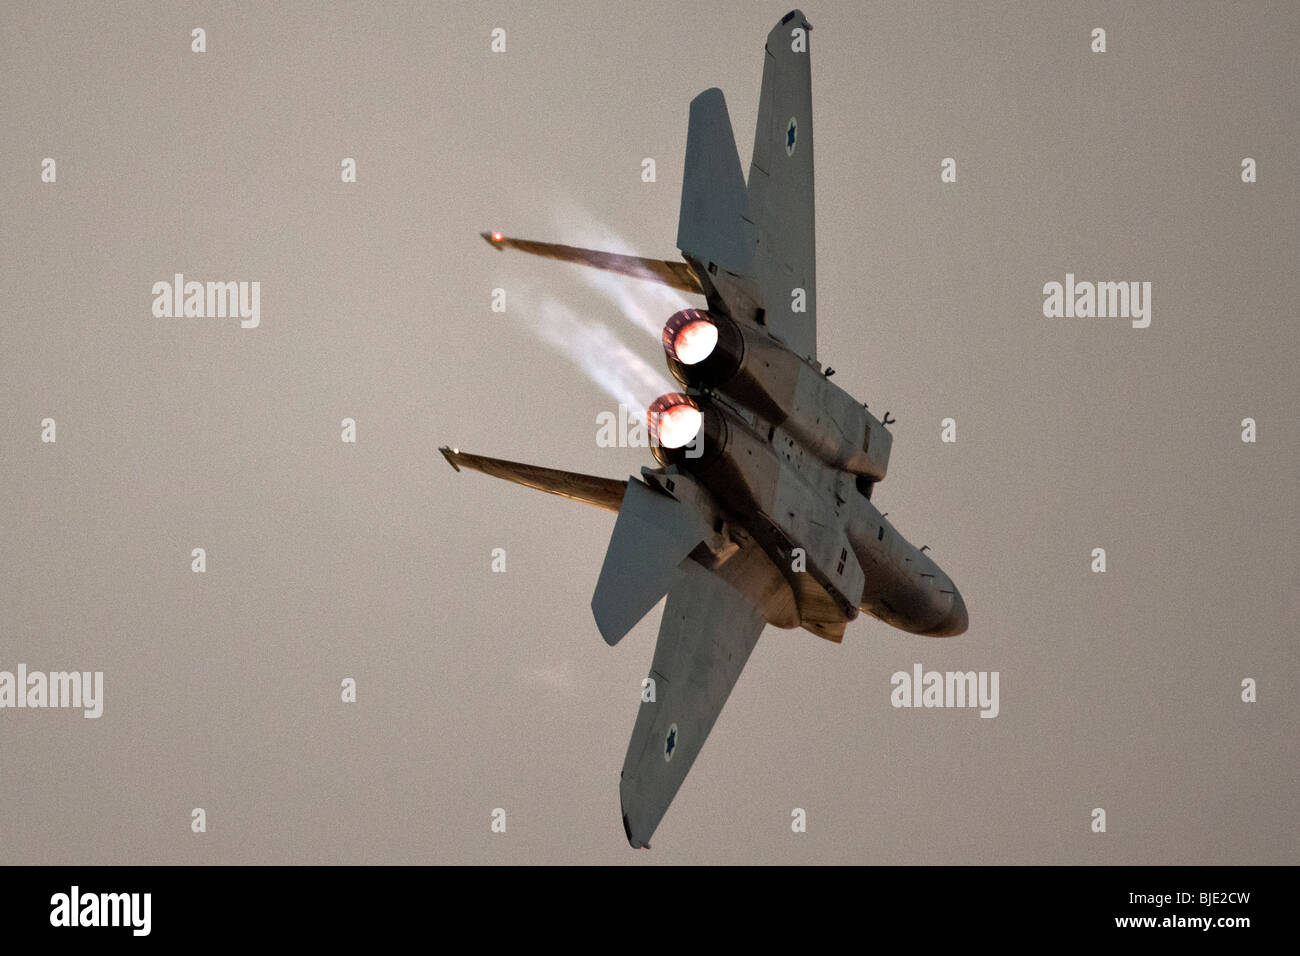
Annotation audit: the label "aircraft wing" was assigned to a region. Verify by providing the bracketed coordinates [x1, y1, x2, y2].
[747, 9, 817, 359]
[480, 232, 704, 296]
[619, 558, 766, 848]
[440, 446, 627, 513]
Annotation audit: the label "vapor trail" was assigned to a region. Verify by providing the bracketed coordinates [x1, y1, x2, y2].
[514, 290, 675, 416]
[550, 204, 700, 338]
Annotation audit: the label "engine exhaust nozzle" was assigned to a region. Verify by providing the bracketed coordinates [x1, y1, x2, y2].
[662, 309, 743, 387]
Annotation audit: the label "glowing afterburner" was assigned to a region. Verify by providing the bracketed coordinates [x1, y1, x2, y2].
[647, 393, 703, 449]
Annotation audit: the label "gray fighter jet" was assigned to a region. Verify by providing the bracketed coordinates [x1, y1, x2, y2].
[442, 9, 967, 848]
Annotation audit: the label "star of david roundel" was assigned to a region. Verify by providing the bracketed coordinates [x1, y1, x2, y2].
[664, 723, 679, 762]
[785, 117, 797, 156]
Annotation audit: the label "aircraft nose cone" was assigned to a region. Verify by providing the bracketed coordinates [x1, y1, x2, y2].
[931, 589, 968, 637]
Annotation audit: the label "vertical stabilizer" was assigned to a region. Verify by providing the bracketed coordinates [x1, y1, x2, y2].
[676, 88, 755, 278]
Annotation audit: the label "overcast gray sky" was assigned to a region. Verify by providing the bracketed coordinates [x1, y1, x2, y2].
[1, 1, 1296, 864]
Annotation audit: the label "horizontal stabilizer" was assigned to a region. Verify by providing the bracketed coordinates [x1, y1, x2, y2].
[481, 232, 704, 295]
[591, 478, 711, 647]
[440, 446, 627, 513]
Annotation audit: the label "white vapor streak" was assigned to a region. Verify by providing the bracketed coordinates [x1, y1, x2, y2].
[500, 203, 700, 415]
[520, 292, 674, 416]
[550, 204, 699, 339]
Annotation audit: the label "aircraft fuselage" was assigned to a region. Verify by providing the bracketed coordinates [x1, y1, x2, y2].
[652, 309, 967, 639]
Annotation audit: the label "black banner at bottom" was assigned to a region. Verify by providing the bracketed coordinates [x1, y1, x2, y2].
[2, 865, 1282, 941]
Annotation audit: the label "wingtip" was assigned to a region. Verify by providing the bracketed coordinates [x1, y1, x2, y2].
[774, 9, 811, 37]
[439, 445, 462, 472]
[591, 603, 625, 648]
[622, 812, 650, 850]
[480, 230, 506, 250]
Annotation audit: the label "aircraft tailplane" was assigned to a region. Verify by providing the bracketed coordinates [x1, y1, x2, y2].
[590, 478, 711, 647]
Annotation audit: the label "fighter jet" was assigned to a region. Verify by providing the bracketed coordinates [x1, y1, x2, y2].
[442, 9, 967, 848]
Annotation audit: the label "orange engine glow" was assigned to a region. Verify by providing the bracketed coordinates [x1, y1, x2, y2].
[648, 394, 704, 450]
[671, 319, 719, 365]
[656, 404, 703, 448]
